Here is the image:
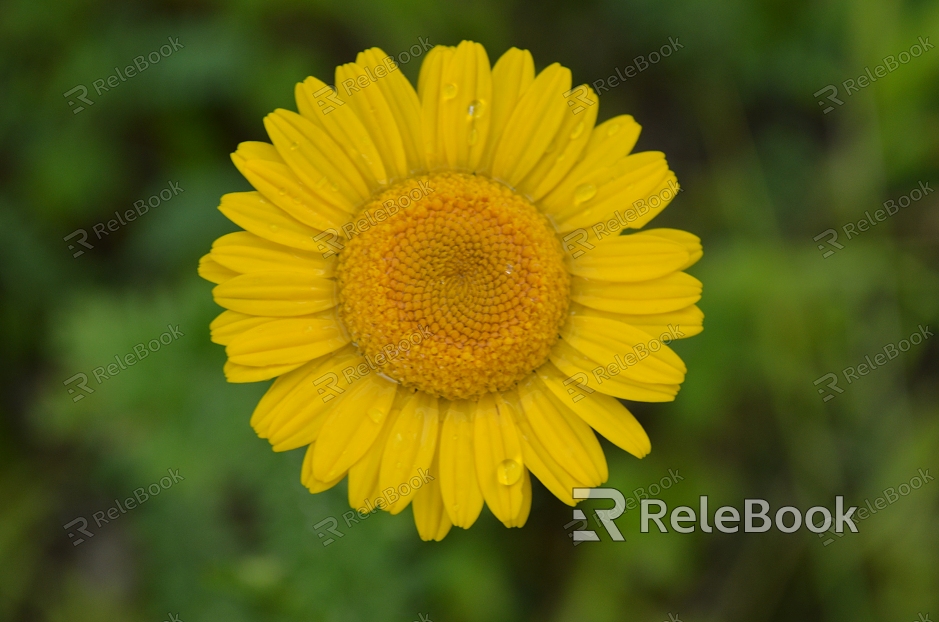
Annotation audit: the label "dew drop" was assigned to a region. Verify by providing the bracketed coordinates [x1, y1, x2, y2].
[367, 407, 384, 423]
[496, 459, 521, 485]
[442, 83, 458, 99]
[607, 123, 621, 137]
[569, 122, 584, 140]
[278, 188, 286, 196]
[505, 264, 514, 275]
[290, 141, 299, 151]
[574, 183, 597, 204]
[467, 99, 485, 118]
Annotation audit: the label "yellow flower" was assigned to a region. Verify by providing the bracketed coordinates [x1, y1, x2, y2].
[199, 41, 703, 541]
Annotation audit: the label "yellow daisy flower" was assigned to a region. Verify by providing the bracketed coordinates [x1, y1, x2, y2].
[199, 41, 703, 541]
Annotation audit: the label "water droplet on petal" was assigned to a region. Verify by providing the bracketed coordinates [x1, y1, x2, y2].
[442, 83, 457, 99]
[290, 141, 299, 151]
[467, 99, 485, 118]
[607, 123, 621, 137]
[574, 183, 597, 204]
[278, 188, 286, 196]
[569, 122, 584, 140]
[367, 407, 384, 423]
[497, 459, 521, 485]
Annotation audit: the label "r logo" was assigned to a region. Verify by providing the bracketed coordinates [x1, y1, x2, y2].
[563, 509, 593, 545]
[313, 229, 344, 258]
[64, 229, 94, 257]
[813, 229, 844, 258]
[314, 372, 345, 403]
[63, 85, 94, 114]
[64, 373, 94, 402]
[563, 85, 596, 115]
[814, 372, 843, 402]
[563, 372, 595, 403]
[571, 487, 626, 541]
[63, 517, 94, 545]
[312, 517, 344, 546]
[312, 85, 345, 115]
[813, 84, 843, 114]
[562, 229, 594, 259]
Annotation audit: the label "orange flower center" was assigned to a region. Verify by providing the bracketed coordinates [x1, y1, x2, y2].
[337, 172, 570, 400]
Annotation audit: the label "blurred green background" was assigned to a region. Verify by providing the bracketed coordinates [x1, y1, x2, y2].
[1, 0, 937, 620]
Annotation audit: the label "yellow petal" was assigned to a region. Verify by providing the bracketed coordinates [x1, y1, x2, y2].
[553, 154, 672, 231]
[379, 391, 439, 515]
[263, 109, 370, 210]
[537, 362, 651, 458]
[539, 114, 642, 214]
[356, 48, 426, 175]
[476, 47, 534, 175]
[560, 314, 686, 385]
[473, 393, 526, 526]
[312, 373, 398, 481]
[504, 388, 585, 506]
[295, 76, 388, 188]
[506, 466, 532, 528]
[223, 359, 304, 383]
[301, 443, 345, 493]
[232, 141, 352, 231]
[211, 231, 334, 276]
[573, 303, 704, 341]
[226, 315, 349, 366]
[418, 45, 456, 171]
[438, 399, 485, 528]
[211, 311, 276, 346]
[518, 84, 598, 201]
[412, 450, 452, 541]
[516, 375, 607, 485]
[566, 233, 688, 282]
[548, 338, 679, 402]
[265, 350, 366, 452]
[439, 40, 492, 172]
[198, 253, 239, 284]
[633, 228, 702, 270]
[571, 272, 702, 314]
[491, 63, 571, 187]
[334, 62, 409, 182]
[218, 192, 323, 252]
[212, 271, 337, 317]
[348, 405, 402, 510]
[249, 345, 357, 439]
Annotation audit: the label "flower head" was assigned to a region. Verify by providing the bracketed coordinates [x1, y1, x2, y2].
[199, 41, 703, 540]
